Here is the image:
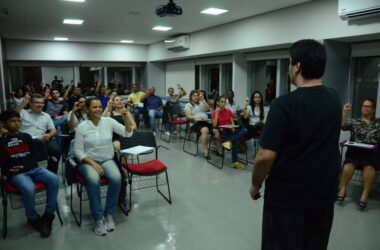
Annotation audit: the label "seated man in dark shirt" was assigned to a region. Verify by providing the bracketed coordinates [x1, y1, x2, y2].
[142, 87, 163, 135]
[0, 110, 59, 238]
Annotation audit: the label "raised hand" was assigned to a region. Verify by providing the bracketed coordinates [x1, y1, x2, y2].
[343, 103, 352, 112]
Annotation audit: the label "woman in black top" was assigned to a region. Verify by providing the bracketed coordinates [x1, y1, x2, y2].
[338, 99, 380, 209]
[103, 95, 136, 151]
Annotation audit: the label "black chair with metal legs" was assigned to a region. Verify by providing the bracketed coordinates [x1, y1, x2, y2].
[120, 131, 171, 213]
[183, 121, 200, 156]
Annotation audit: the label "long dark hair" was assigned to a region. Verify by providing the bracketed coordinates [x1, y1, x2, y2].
[250, 91, 264, 121]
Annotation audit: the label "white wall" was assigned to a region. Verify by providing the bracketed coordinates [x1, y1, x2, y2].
[146, 62, 166, 97]
[41, 67, 74, 86]
[165, 61, 195, 98]
[232, 53, 248, 108]
[148, 0, 380, 61]
[6, 40, 148, 62]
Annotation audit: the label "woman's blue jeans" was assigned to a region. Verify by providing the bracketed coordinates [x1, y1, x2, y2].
[221, 127, 247, 163]
[77, 160, 121, 221]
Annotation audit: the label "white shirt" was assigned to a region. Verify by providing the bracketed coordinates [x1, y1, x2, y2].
[74, 117, 133, 162]
[20, 109, 55, 139]
[184, 102, 209, 125]
[246, 105, 269, 125]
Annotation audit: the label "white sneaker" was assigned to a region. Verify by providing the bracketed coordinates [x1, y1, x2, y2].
[104, 214, 115, 232]
[94, 218, 107, 236]
[153, 132, 157, 137]
[164, 131, 171, 136]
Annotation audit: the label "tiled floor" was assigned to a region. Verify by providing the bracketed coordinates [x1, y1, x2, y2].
[2, 134, 380, 250]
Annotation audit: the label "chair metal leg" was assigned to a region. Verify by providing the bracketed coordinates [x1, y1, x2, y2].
[207, 136, 224, 169]
[156, 171, 172, 204]
[128, 176, 133, 213]
[55, 203, 64, 225]
[183, 131, 198, 156]
[70, 182, 82, 226]
[2, 193, 8, 239]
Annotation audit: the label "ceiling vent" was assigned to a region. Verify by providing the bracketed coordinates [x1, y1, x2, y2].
[339, 0, 380, 20]
[165, 35, 190, 51]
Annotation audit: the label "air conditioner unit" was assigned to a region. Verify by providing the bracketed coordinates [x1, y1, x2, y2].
[165, 35, 190, 51]
[339, 0, 380, 20]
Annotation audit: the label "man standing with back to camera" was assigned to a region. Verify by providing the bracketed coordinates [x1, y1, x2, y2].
[250, 39, 342, 250]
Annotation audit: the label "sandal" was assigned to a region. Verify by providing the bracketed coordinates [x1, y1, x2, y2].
[359, 201, 367, 210]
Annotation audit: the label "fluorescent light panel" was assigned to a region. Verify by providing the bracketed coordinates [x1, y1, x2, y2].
[54, 37, 68, 41]
[120, 40, 134, 43]
[152, 26, 172, 31]
[164, 40, 175, 43]
[63, 19, 84, 25]
[63, 0, 85, 2]
[201, 8, 229, 15]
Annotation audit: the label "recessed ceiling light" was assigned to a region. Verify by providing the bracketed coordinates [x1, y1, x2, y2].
[152, 26, 172, 31]
[165, 40, 175, 43]
[201, 8, 229, 15]
[54, 37, 68, 41]
[63, 19, 84, 25]
[63, 0, 85, 2]
[120, 40, 134, 43]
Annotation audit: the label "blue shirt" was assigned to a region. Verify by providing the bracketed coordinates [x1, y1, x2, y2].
[145, 95, 162, 110]
[98, 94, 110, 111]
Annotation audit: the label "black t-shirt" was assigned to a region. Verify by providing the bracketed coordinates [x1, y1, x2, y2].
[0, 132, 38, 175]
[260, 85, 342, 209]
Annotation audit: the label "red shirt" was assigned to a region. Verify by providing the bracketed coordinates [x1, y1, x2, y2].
[212, 108, 233, 127]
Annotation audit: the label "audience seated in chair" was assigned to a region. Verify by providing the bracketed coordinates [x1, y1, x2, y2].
[163, 85, 186, 135]
[127, 83, 145, 129]
[15, 94, 62, 174]
[0, 109, 59, 238]
[73, 97, 134, 236]
[184, 90, 212, 159]
[243, 90, 268, 139]
[141, 87, 163, 135]
[212, 96, 247, 169]
[338, 99, 380, 210]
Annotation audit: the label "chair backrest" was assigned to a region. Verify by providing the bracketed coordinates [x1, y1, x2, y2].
[33, 139, 49, 162]
[120, 131, 157, 150]
[166, 103, 183, 116]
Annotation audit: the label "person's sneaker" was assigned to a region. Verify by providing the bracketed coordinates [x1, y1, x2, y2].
[94, 218, 107, 236]
[27, 216, 41, 232]
[164, 131, 171, 136]
[40, 213, 55, 238]
[104, 214, 115, 232]
[153, 132, 157, 137]
[235, 161, 246, 170]
[222, 141, 232, 150]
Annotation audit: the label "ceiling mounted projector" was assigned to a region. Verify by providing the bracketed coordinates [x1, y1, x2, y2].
[156, 0, 183, 17]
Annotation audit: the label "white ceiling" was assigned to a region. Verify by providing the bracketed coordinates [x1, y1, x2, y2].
[0, 0, 311, 45]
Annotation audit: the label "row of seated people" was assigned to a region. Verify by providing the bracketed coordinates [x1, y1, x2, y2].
[0, 97, 134, 237]
[183, 89, 268, 169]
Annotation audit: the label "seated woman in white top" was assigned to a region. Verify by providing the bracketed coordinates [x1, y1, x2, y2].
[243, 91, 268, 139]
[74, 97, 133, 236]
[184, 90, 212, 159]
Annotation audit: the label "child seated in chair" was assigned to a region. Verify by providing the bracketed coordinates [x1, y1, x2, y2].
[0, 109, 59, 238]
